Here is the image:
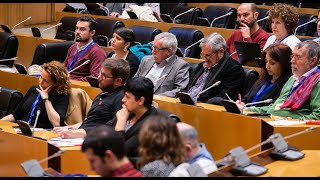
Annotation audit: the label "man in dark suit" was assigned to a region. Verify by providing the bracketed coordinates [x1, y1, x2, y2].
[134, 32, 190, 98]
[183, 32, 245, 105]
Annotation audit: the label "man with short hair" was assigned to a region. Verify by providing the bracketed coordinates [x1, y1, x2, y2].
[54, 57, 130, 138]
[81, 126, 143, 177]
[183, 32, 245, 105]
[246, 40, 320, 120]
[226, 3, 270, 61]
[176, 122, 217, 175]
[134, 32, 190, 98]
[63, 16, 106, 81]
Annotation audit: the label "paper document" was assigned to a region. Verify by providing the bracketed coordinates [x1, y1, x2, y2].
[48, 137, 84, 147]
[267, 120, 305, 126]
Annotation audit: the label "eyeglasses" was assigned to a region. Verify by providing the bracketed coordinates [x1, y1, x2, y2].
[200, 52, 215, 60]
[290, 54, 303, 60]
[151, 45, 169, 52]
[99, 71, 116, 80]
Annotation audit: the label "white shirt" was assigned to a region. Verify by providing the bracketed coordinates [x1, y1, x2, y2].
[145, 56, 171, 86]
[263, 34, 301, 51]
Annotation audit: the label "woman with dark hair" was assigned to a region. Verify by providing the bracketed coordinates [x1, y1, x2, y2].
[263, 3, 301, 51]
[238, 43, 292, 107]
[1, 61, 71, 129]
[107, 27, 140, 78]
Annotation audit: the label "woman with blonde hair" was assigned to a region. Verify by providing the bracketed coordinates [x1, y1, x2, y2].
[1, 61, 71, 129]
[137, 114, 185, 177]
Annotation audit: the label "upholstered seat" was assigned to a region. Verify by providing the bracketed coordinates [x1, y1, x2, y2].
[0, 32, 18, 68]
[170, 6, 203, 25]
[94, 18, 125, 46]
[54, 16, 78, 41]
[243, 68, 259, 95]
[131, 25, 162, 44]
[0, 87, 23, 119]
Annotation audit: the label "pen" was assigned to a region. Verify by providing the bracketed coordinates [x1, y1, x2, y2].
[238, 93, 242, 102]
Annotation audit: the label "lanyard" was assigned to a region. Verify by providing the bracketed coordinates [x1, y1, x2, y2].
[67, 41, 94, 72]
[286, 67, 319, 99]
[252, 81, 275, 104]
[28, 94, 41, 124]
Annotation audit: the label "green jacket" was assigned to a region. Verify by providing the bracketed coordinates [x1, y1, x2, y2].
[247, 76, 320, 120]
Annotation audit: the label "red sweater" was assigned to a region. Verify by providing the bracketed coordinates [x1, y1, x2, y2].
[64, 42, 106, 81]
[226, 27, 270, 61]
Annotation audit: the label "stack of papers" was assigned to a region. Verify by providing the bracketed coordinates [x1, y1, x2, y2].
[48, 137, 84, 147]
[267, 119, 305, 126]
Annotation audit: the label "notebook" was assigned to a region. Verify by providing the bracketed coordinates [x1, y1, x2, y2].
[176, 92, 196, 105]
[234, 41, 261, 67]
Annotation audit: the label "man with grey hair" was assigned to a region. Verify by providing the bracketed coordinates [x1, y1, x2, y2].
[244, 40, 320, 120]
[313, 10, 320, 45]
[182, 32, 245, 105]
[134, 32, 190, 97]
[226, 3, 269, 61]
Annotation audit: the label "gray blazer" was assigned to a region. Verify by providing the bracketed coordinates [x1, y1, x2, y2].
[134, 55, 190, 97]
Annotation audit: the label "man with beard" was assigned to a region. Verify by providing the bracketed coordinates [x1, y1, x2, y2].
[53, 57, 130, 138]
[226, 3, 270, 61]
[63, 16, 106, 81]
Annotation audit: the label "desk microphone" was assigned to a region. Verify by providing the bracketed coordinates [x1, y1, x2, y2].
[183, 38, 204, 57]
[32, 110, 40, 137]
[68, 59, 90, 74]
[22, 150, 65, 177]
[42, 23, 62, 34]
[210, 12, 232, 27]
[196, 81, 221, 100]
[256, 15, 269, 23]
[96, 3, 110, 16]
[12, 16, 32, 31]
[229, 51, 237, 57]
[173, 8, 195, 24]
[245, 99, 273, 107]
[0, 57, 17, 62]
[294, 17, 317, 35]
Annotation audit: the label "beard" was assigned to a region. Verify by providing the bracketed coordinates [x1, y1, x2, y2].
[75, 35, 89, 42]
[100, 83, 115, 92]
[246, 19, 256, 28]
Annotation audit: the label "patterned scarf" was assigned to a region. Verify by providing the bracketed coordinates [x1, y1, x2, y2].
[280, 71, 320, 110]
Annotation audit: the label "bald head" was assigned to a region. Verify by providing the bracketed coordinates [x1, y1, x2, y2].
[176, 122, 193, 132]
[176, 122, 199, 148]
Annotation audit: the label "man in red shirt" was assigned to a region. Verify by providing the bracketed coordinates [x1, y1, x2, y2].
[226, 3, 270, 62]
[81, 126, 143, 177]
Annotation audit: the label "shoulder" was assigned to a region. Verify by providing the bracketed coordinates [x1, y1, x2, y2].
[141, 160, 176, 176]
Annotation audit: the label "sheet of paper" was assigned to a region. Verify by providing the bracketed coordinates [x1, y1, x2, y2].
[267, 120, 305, 126]
[48, 137, 84, 147]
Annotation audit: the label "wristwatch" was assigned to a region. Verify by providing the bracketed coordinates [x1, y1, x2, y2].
[43, 97, 49, 102]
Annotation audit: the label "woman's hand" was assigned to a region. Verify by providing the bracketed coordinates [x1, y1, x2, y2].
[36, 85, 52, 100]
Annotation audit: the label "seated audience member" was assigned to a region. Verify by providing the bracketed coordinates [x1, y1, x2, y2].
[81, 126, 143, 177]
[226, 3, 270, 61]
[263, 3, 301, 51]
[314, 10, 320, 45]
[54, 57, 130, 138]
[176, 122, 217, 175]
[63, 16, 106, 81]
[137, 114, 185, 177]
[105, 3, 125, 17]
[103, 77, 159, 158]
[134, 32, 190, 98]
[2, 61, 70, 129]
[182, 32, 245, 105]
[107, 27, 140, 78]
[238, 43, 292, 107]
[243, 40, 320, 120]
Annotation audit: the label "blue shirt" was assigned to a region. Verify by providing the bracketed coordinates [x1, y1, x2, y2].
[188, 143, 214, 164]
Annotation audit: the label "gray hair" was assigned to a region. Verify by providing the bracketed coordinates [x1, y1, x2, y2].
[179, 126, 199, 149]
[200, 32, 226, 52]
[154, 32, 178, 54]
[295, 40, 320, 63]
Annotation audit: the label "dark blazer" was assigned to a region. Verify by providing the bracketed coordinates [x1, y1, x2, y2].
[107, 50, 140, 78]
[243, 74, 291, 106]
[184, 52, 245, 105]
[104, 106, 159, 157]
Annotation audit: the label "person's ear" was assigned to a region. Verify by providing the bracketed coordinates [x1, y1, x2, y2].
[138, 96, 145, 106]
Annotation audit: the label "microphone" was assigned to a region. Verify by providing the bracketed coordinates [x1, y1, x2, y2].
[0, 57, 17, 62]
[12, 16, 32, 31]
[256, 15, 269, 23]
[42, 23, 62, 34]
[196, 81, 221, 100]
[294, 17, 317, 35]
[22, 150, 65, 177]
[96, 3, 109, 16]
[183, 38, 204, 57]
[173, 8, 195, 24]
[229, 51, 237, 57]
[32, 110, 40, 137]
[68, 59, 90, 74]
[245, 99, 273, 107]
[210, 12, 232, 27]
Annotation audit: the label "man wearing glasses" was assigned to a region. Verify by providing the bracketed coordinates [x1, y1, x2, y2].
[182, 32, 245, 105]
[53, 57, 130, 138]
[134, 32, 190, 98]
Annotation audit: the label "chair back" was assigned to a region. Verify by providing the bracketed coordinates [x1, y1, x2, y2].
[196, 6, 237, 29]
[160, 3, 187, 16]
[168, 27, 204, 58]
[54, 16, 79, 41]
[131, 25, 162, 44]
[0, 87, 23, 119]
[94, 18, 125, 46]
[256, 8, 270, 32]
[295, 14, 317, 36]
[0, 32, 18, 67]
[243, 68, 259, 95]
[170, 6, 203, 25]
[31, 41, 75, 65]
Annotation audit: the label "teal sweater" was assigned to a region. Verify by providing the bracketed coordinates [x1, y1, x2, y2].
[247, 76, 320, 120]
